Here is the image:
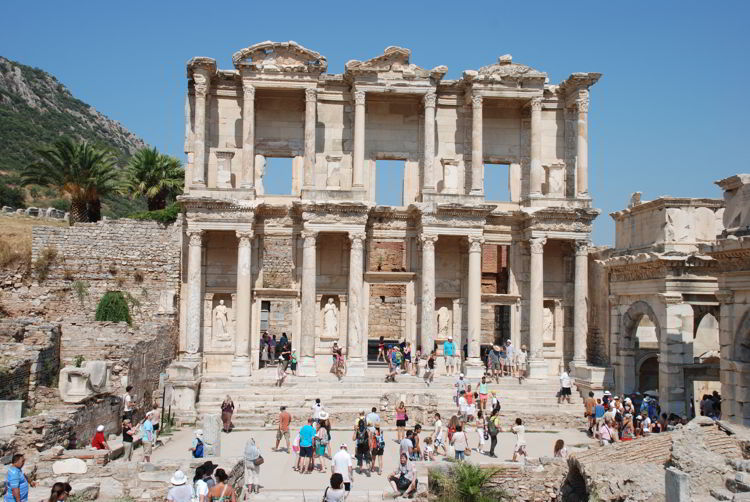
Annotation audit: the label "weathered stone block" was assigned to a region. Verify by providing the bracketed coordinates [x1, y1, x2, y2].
[52, 458, 87, 475]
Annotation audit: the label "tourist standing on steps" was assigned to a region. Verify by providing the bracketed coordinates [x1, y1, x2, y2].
[332, 444, 353, 492]
[414, 345, 422, 377]
[4, 453, 36, 502]
[312, 398, 325, 425]
[297, 418, 316, 473]
[122, 418, 136, 461]
[276, 357, 288, 386]
[221, 395, 234, 433]
[584, 391, 596, 436]
[290, 350, 298, 375]
[478, 376, 489, 411]
[558, 371, 572, 404]
[377, 336, 386, 362]
[505, 340, 516, 377]
[243, 437, 262, 497]
[454, 373, 467, 406]
[443, 336, 456, 376]
[275, 406, 292, 452]
[388, 453, 417, 498]
[395, 401, 408, 441]
[516, 345, 528, 384]
[141, 410, 155, 463]
[432, 412, 447, 456]
[423, 350, 436, 386]
[122, 385, 135, 421]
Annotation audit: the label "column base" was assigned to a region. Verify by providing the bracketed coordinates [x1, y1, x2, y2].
[298, 356, 317, 377]
[527, 358, 548, 379]
[464, 358, 485, 378]
[347, 359, 366, 377]
[469, 189, 484, 197]
[230, 357, 252, 378]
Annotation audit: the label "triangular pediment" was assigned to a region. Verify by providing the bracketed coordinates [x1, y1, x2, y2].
[345, 46, 447, 81]
[232, 41, 327, 73]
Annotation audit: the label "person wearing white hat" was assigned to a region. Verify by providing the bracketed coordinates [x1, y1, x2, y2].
[91, 424, 110, 451]
[141, 411, 155, 462]
[167, 470, 194, 502]
[190, 429, 204, 458]
[443, 336, 456, 376]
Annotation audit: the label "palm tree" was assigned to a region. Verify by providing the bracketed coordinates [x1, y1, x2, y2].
[22, 138, 120, 223]
[121, 147, 184, 211]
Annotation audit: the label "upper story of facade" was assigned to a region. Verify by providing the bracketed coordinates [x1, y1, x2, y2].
[183, 41, 600, 211]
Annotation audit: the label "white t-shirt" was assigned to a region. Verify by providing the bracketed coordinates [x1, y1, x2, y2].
[434, 419, 443, 440]
[512, 424, 526, 446]
[451, 431, 468, 452]
[560, 373, 571, 388]
[400, 438, 412, 456]
[167, 485, 194, 502]
[124, 393, 133, 411]
[194, 479, 208, 498]
[458, 396, 468, 413]
[332, 450, 352, 483]
[324, 487, 347, 502]
[312, 403, 323, 420]
[642, 417, 652, 434]
[515, 351, 527, 365]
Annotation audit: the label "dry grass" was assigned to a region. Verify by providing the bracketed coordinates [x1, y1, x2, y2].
[0, 215, 67, 275]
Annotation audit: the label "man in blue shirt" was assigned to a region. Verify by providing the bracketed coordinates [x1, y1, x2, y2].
[443, 336, 456, 376]
[5, 453, 35, 502]
[297, 418, 316, 473]
[141, 412, 155, 463]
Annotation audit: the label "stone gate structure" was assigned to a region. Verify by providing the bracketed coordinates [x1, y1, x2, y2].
[169, 41, 601, 418]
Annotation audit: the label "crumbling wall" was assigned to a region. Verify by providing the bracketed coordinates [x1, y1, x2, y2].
[0, 319, 60, 405]
[368, 284, 406, 340]
[587, 248, 611, 366]
[261, 236, 294, 288]
[369, 241, 405, 271]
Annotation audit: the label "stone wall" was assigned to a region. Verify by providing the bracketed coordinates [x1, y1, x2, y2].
[368, 284, 406, 340]
[369, 241, 405, 271]
[261, 236, 294, 288]
[587, 249, 611, 366]
[31, 219, 181, 324]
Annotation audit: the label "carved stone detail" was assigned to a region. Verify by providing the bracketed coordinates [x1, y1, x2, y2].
[353, 90, 366, 106]
[471, 94, 483, 108]
[529, 237, 546, 254]
[187, 229, 204, 247]
[530, 97, 543, 111]
[423, 91, 436, 108]
[305, 87, 317, 102]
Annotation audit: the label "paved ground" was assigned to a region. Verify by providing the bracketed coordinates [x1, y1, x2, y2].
[151, 425, 596, 491]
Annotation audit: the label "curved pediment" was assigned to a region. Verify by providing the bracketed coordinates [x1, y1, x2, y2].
[467, 54, 547, 84]
[232, 40, 327, 73]
[345, 46, 447, 81]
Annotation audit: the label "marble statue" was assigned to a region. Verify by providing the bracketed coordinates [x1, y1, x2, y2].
[437, 306, 451, 339]
[214, 300, 229, 337]
[543, 307, 554, 341]
[323, 298, 338, 338]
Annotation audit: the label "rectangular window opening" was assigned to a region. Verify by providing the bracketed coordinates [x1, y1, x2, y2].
[260, 301, 270, 331]
[375, 160, 405, 207]
[264, 157, 294, 195]
[484, 163, 510, 202]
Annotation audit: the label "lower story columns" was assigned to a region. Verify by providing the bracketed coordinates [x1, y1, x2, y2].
[299, 230, 317, 376]
[528, 237, 547, 378]
[347, 232, 366, 376]
[465, 235, 484, 377]
[231, 231, 253, 378]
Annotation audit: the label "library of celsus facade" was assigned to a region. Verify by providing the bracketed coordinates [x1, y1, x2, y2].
[170, 41, 601, 404]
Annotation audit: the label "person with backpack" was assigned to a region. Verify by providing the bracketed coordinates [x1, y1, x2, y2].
[370, 425, 385, 475]
[487, 409, 501, 458]
[190, 429, 204, 458]
[353, 419, 371, 473]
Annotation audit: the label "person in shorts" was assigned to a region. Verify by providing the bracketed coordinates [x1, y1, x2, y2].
[275, 406, 292, 452]
[443, 336, 456, 376]
[297, 418, 316, 473]
[511, 418, 527, 462]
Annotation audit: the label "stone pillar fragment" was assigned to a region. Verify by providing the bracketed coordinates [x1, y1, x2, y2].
[665, 467, 690, 502]
[465, 236, 484, 377]
[192, 77, 209, 186]
[241, 81, 255, 190]
[470, 94, 483, 195]
[576, 92, 589, 198]
[201, 413, 222, 456]
[352, 89, 366, 188]
[528, 237, 547, 377]
[185, 230, 204, 359]
[347, 232, 366, 375]
[300, 230, 317, 376]
[420, 234, 438, 354]
[573, 241, 588, 364]
[423, 91, 436, 192]
[529, 97, 543, 196]
[232, 231, 253, 377]
[304, 88, 317, 189]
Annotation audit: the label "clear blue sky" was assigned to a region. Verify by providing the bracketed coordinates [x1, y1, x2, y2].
[2, 0, 748, 245]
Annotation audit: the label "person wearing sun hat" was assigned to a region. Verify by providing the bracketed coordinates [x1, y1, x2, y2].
[167, 470, 193, 502]
[91, 424, 110, 451]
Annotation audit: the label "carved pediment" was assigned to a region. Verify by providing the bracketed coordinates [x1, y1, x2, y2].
[465, 54, 546, 84]
[232, 41, 327, 73]
[345, 46, 447, 81]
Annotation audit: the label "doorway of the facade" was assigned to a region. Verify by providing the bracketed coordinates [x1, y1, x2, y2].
[493, 305, 511, 345]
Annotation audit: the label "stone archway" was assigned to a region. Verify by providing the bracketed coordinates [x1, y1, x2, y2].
[724, 308, 750, 426]
[636, 354, 659, 394]
[615, 300, 661, 398]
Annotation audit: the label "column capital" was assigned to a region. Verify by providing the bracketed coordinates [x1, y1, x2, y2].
[530, 96, 543, 112]
[471, 93, 483, 109]
[353, 89, 366, 106]
[468, 235, 484, 253]
[576, 93, 589, 113]
[186, 229, 204, 247]
[348, 231, 366, 246]
[305, 87, 317, 102]
[242, 80, 255, 97]
[420, 234, 438, 249]
[574, 240, 589, 256]
[236, 230, 254, 245]
[529, 236, 546, 254]
[301, 230, 318, 244]
[423, 91, 437, 108]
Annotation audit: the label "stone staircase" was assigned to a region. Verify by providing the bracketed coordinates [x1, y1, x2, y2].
[197, 367, 583, 430]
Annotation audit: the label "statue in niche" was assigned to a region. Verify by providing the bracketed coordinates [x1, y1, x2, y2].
[437, 306, 451, 339]
[214, 300, 230, 337]
[543, 307, 554, 341]
[323, 298, 338, 338]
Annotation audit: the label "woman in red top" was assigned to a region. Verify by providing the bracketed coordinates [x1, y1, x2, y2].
[91, 425, 110, 451]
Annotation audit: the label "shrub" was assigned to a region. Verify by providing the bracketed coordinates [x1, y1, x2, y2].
[34, 246, 58, 282]
[95, 291, 131, 325]
[0, 184, 25, 208]
[73, 355, 85, 368]
[128, 202, 180, 224]
[72, 280, 89, 305]
[430, 463, 506, 502]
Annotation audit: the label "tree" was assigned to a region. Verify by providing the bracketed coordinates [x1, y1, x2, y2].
[21, 138, 120, 222]
[121, 147, 184, 211]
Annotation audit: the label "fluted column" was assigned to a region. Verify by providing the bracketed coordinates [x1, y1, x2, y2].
[299, 230, 318, 376]
[573, 240, 588, 364]
[470, 94, 484, 195]
[423, 91, 436, 192]
[192, 77, 209, 186]
[576, 92, 589, 198]
[352, 89, 366, 188]
[528, 236, 547, 377]
[185, 229, 204, 359]
[347, 232, 366, 375]
[304, 88, 317, 189]
[465, 235, 484, 377]
[241, 81, 255, 190]
[529, 97, 543, 197]
[420, 234, 438, 354]
[231, 230, 253, 377]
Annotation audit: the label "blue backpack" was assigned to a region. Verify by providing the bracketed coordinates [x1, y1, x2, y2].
[193, 438, 204, 458]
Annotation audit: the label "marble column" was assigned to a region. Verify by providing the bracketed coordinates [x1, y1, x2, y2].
[576, 92, 589, 198]
[231, 231, 253, 377]
[528, 236, 547, 377]
[347, 232, 366, 375]
[304, 88, 317, 190]
[185, 229, 204, 359]
[422, 91, 436, 192]
[420, 234, 438, 354]
[299, 230, 318, 376]
[529, 97, 543, 197]
[470, 94, 484, 195]
[352, 89, 366, 188]
[573, 240, 588, 365]
[192, 78, 209, 186]
[465, 235, 484, 377]
[241, 81, 255, 190]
